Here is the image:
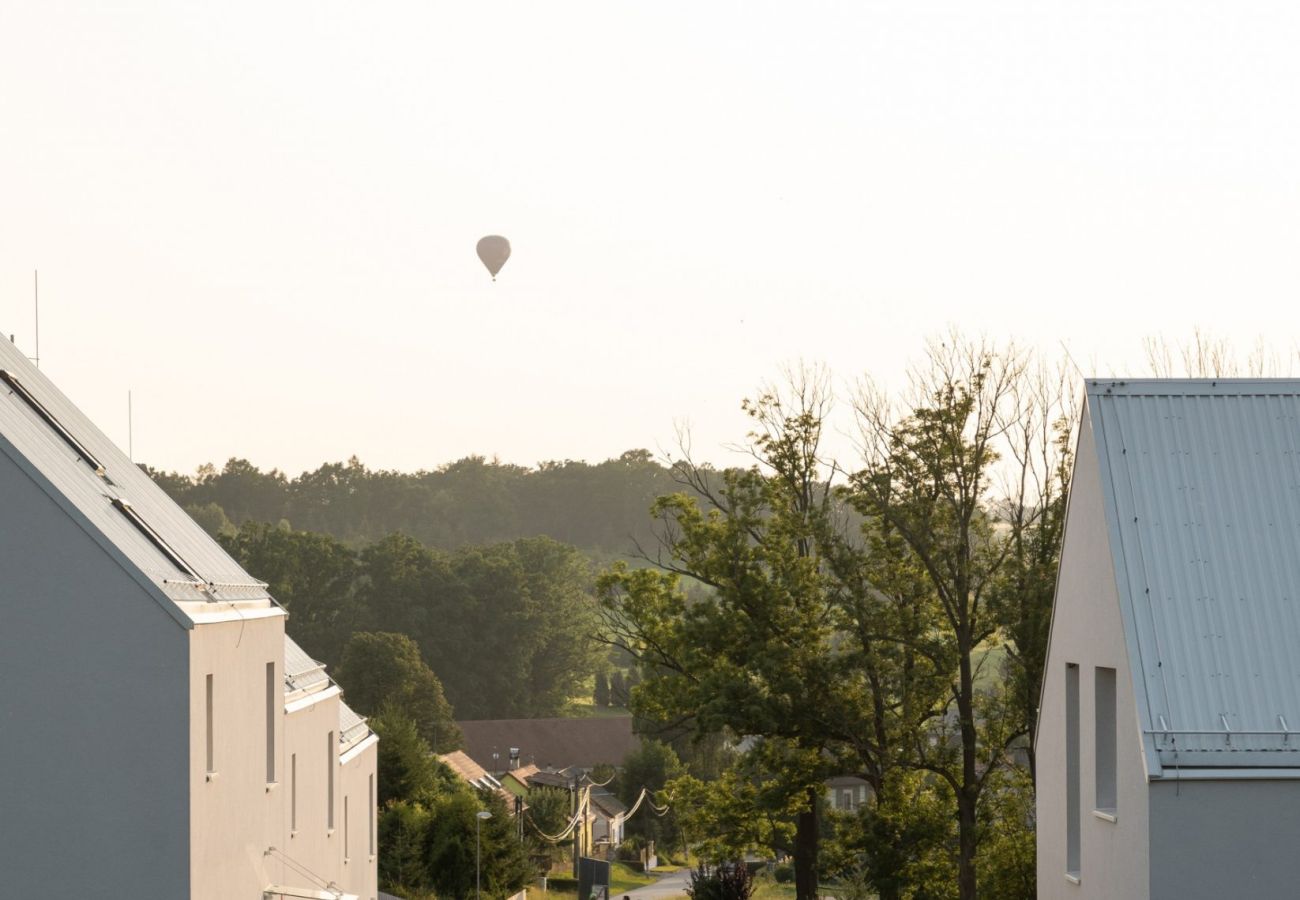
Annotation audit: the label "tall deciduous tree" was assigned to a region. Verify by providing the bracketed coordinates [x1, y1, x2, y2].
[599, 368, 862, 900]
[849, 336, 1027, 900]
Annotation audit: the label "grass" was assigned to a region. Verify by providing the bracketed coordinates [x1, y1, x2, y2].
[610, 861, 658, 894]
[542, 861, 656, 897]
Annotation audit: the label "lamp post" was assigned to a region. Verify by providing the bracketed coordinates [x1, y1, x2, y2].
[476, 810, 493, 900]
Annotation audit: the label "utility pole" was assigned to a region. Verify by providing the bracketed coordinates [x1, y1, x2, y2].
[572, 772, 581, 878]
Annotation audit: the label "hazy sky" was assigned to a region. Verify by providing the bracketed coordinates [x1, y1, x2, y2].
[2, 1, 1297, 475]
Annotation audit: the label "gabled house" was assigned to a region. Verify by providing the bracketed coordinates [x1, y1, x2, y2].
[1038, 379, 1300, 899]
[0, 338, 376, 900]
[588, 790, 627, 849]
[440, 750, 519, 811]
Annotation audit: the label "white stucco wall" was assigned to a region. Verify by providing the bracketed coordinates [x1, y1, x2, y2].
[283, 687, 345, 892]
[189, 614, 288, 900]
[1036, 408, 1151, 899]
[339, 740, 379, 900]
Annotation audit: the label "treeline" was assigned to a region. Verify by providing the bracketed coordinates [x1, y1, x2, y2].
[217, 523, 596, 723]
[148, 449, 692, 557]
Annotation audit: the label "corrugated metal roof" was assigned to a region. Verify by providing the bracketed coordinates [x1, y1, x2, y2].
[1091, 379, 1300, 768]
[284, 636, 330, 695]
[338, 700, 371, 753]
[0, 338, 272, 613]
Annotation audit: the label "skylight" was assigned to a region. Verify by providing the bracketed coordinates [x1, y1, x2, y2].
[111, 497, 205, 585]
[0, 369, 107, 478]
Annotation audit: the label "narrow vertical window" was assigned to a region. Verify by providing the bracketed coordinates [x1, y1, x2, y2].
[327, 731, 335, 831]
[205, 674, 215, 775]
[369, 774, 376, 856]
[1095, 667, 1117, 814]
[1066, 663, 1081, 877]
[291, 754, 298, 832]
[266, 662, 277, 783]
[344, 795, 350, 860]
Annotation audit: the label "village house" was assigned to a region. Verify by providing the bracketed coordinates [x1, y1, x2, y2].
[0, 338, 376, 900]
[1038, 379, 1300, 899]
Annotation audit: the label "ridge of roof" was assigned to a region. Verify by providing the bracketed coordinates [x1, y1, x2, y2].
[1086, 377, 1300, 397]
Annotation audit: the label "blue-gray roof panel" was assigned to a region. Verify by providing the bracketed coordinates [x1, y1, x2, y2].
[1090, 379, 1300, 766]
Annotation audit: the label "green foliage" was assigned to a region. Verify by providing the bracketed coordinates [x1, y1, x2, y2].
[378, 800, 434, 895]
[151, 448, 696, 557]
[370, 708, 458, 807]
[185, 502, 235, 539]
[425, 789, 534, 900]
[335, 631, 462, 752]
[618, 739, 686, 847]
[219, 521, 358, 663]
[609, 670, 628, 707]
[218, 523, 600, 720]
[524, 785, 572, 854]
[687, 862, 756, 900]
[359, 534, 598, 719]
[773, 865, 794, 884]
[975, 767, 1036, 900]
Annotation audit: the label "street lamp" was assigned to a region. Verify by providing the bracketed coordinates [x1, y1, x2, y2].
[476, 810, 493, 900]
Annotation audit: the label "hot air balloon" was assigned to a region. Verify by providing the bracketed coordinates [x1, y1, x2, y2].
[476, 235, 511, 281]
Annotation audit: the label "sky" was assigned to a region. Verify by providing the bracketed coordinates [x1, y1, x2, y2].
[1, 1, 1298, 475]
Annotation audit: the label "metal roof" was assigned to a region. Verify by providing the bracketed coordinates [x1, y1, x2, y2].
[338, 700, 371, 753]
[0, 338, 272, 616]
[284, 636, 330, 696]
[1090, 378, 1300, 769]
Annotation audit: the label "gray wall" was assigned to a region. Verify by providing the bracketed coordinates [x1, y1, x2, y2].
[0, 447, 189, 897]
[1150, 778, 1300, 900]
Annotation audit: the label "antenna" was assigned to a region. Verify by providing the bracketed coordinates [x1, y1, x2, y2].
[33, 269, 40, 369]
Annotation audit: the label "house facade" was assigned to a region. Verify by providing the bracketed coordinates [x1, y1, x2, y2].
[0, 338, 376, 899]
[1037, 380, 1300, 899]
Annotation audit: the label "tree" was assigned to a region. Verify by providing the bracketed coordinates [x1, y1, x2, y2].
[370, 708, 449, 807]
[599, 368, 867, 900]
[594, 671, 611, 707]
[609, 670, 628, 707]
[425, 789, 534, 900]
[619, 739, 686, 847]
[849, 336, 1029, 900]
[335, 632, 463, 753]
[220, 521, 359, 664]
[989, 366, 1074, 779]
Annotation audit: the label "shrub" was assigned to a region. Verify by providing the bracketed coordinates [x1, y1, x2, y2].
[687, 862, 755, 900]
[773, 865, 794, 884]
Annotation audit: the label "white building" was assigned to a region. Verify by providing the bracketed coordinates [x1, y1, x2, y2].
[0, 337, 376, 899]
[1037, 379, 1300, 899]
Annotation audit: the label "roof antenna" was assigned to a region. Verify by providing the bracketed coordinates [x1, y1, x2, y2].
[32, 269, 40, 369]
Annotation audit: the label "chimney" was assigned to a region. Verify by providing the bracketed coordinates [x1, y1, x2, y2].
[509, 747, 520, 770]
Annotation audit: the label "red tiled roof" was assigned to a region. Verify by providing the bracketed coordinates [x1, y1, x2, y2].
[457, 716, 638, 772]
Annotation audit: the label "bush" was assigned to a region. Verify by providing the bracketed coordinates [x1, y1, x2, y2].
[773, 865, 794, 884]
[687, 863, 755, 900]
[617, 836, 646, 862]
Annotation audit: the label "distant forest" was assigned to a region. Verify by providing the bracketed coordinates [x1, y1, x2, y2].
[145, 450, 693, 561]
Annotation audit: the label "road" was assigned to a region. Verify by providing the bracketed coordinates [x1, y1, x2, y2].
[618, 866, 694, 900]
